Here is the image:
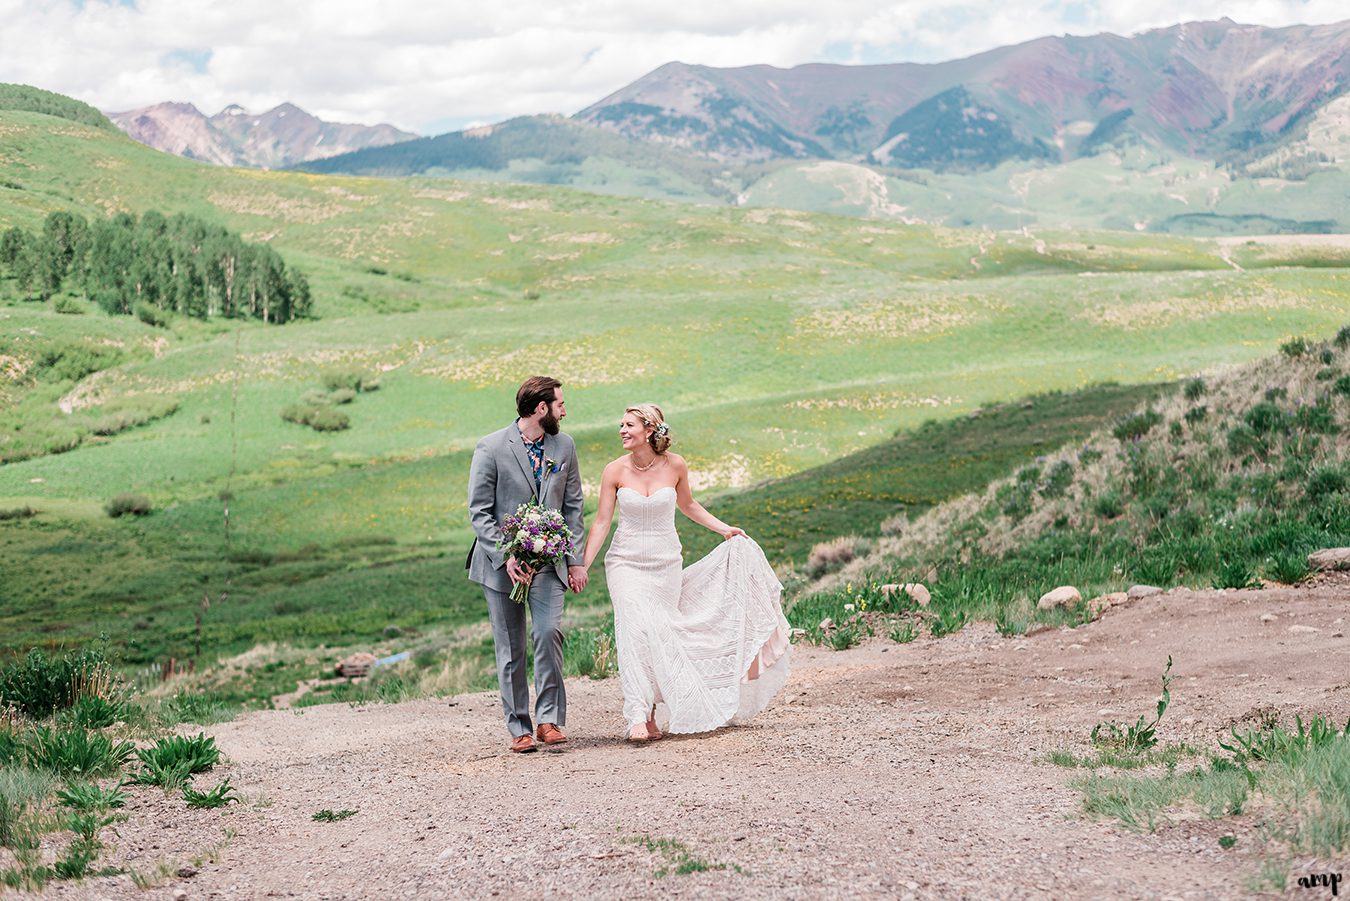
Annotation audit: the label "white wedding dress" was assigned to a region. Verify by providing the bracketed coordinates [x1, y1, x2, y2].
[604, 486, 791, 733]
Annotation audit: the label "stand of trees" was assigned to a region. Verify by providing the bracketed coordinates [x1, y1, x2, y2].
[0, 210, 312, 324]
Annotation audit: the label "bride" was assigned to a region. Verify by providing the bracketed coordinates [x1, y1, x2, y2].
[580, 404, 790, 743]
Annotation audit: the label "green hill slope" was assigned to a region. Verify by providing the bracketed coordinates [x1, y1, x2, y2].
[0, 83, 115, 132]
[680, 382, 1166, 565]
[797, 330, 1350, 636]
[294, 114, 740, 204]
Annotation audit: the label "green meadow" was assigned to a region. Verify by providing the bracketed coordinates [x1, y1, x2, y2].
[4, 106, 1350, 697]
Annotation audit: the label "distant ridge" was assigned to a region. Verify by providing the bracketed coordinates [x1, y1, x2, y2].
[577, 18, 1350, 169]
[108, 101, 416, 169]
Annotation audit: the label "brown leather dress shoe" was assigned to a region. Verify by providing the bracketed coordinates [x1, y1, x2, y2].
[510, 733, 536, 753]
[536, 723, 568, 745]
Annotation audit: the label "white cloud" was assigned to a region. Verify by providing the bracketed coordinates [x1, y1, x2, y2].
[0, 0, 1345, 133]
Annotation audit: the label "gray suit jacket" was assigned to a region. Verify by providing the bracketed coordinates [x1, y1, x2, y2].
[466, 424, 585, 592]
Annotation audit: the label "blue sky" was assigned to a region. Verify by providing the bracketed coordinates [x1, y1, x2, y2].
[0, 0, 1345, 134]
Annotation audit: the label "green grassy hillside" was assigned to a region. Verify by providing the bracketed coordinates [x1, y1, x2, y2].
[3, 103, 1350, 702]
[796, 330, 1350, 637]
[295, 114, 740, 204]
[681, 382, 1166, 564]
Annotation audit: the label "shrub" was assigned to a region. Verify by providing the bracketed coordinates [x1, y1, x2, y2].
[1279, 337, 1310, 357]
[1320, 348, 1336, 365]
[1294, 402, 1340, 435]
[1244, 402, 1289, 435]
[1307, 467, 1347, 499]
[805, 536, 869, 577]
[86, 396, 179, 437]
[281, 404, 350, 432]
[999, 481, 1034, 520]
[33, 343, 122, 383]
[1184, 406, 1207, 425]
[0, 647, 112, 717]
[322, 370, 375, 393]
[133, 302, 169, 328]
[1183, 378, 1207, 401]
[42, 430, 81, 455]
[329, 388, 357, 405]
[1335, 325, 1350, 349]
[1093, 491, 1125, 519]
[1226, 424, 1267, 460]
[0, 506, 37, 521]
[105, 493, 152, 518]
[1334, 375, 1350, 397]
[1316, 367, 1339, 381]
[1113, 410, 1162, 442]
[52, 296, 84, 315]
[1040, 460, 1075, 498]
[24, 727, 135, 778]
[879, 511, 908, 535]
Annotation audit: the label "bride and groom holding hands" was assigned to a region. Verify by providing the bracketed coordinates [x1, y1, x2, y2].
[466, 376, 791, 752]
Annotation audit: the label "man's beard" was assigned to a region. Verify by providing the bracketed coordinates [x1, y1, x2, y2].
[541, 409, 561, 436]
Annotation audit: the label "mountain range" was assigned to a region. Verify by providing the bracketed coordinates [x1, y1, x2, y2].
[108, 101, 416, 169]
[576, 17, 1350, 168]
[99, 18, 1350, 233]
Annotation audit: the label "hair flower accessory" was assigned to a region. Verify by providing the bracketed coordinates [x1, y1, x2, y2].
[655, 423, 669, 438]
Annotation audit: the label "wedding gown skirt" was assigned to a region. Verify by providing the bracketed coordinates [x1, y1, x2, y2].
[604, 486, 790, 733]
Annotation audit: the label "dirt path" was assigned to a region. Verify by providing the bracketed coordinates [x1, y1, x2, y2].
[52, 576, 1350, 900]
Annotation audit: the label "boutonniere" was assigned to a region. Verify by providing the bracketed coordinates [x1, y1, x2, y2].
[545, 458, 562, 475]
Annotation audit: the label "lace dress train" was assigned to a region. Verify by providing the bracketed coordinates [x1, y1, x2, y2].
[604, 486, 790, 733]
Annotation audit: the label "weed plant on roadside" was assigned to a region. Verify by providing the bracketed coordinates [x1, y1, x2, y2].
[56, 780, 126, 811]
[24, 727, 135, 778]
[183, 777, 239, 809]
[1091, 657, 1174, 754]
[312, 808, 357, 822]
[134, 733, 220, 787]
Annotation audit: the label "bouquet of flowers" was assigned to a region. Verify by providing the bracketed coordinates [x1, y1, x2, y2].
[497, 501, 577, 604]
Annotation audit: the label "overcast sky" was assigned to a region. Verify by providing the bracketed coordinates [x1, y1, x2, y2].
[1, 0, 1345, 135]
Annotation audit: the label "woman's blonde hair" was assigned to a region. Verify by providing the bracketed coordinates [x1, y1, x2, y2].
[626, 404, 672, 454]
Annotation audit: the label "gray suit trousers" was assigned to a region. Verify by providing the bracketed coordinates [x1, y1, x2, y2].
[483, 568, 566, 737]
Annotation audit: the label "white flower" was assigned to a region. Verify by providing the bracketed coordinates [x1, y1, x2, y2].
[844, 603, 856, 612]
[531, 538, 546, 554]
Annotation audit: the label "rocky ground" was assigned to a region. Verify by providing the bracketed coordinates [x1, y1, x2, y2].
[43, 574, 1350, 900]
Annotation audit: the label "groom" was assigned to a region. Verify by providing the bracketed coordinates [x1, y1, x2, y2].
[467, 376, 587, 753]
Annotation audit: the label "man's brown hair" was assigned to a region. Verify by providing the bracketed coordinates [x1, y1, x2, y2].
[516, 376, 562, 418]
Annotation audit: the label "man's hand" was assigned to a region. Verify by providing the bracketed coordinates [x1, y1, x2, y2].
[567, 565, 589, 593]
[506, 558, 535, 586]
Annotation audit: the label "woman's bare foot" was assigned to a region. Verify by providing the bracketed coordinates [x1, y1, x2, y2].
[627, 724, 651, 743]
[644, 704, 663, 740]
